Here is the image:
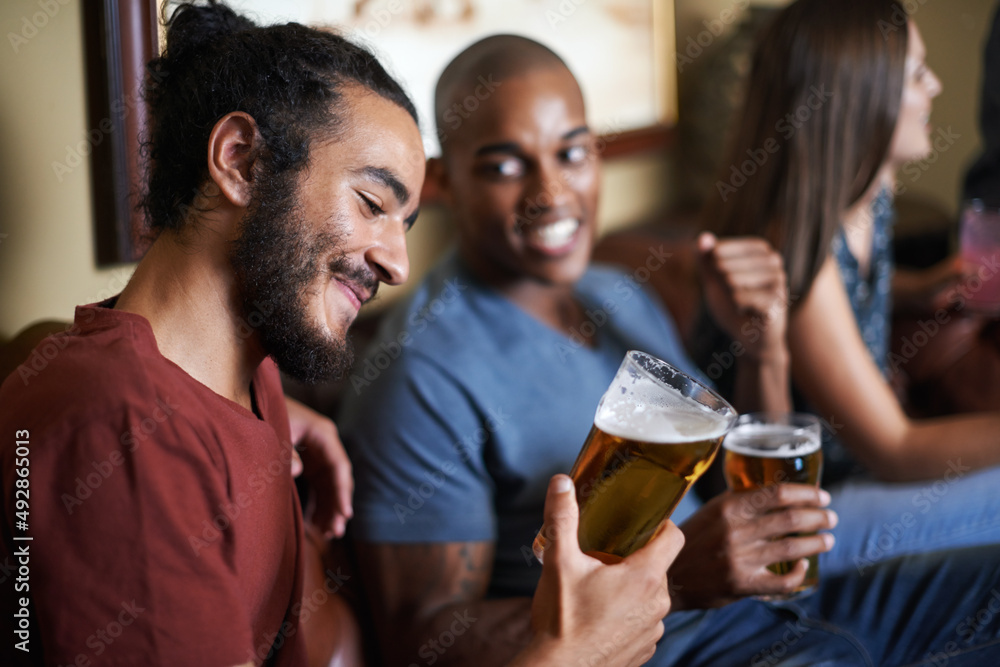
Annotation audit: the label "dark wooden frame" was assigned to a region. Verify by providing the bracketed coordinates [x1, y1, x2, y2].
[83, 0, 158, 265]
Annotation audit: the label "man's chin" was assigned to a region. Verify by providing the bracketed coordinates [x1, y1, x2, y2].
[268, 333, 354, 385]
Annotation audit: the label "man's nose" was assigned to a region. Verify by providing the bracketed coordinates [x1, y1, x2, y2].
[366, 221, 410, 286]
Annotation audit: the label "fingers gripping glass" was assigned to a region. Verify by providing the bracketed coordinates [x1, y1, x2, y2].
[722, 412, 824, 598]
[533, 351, 737, 562]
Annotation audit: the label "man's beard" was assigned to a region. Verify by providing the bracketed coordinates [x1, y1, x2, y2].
[230, 173, 376, 384]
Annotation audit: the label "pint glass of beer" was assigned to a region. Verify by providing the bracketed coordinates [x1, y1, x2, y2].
[533, 351, 737, 562]
[722, 413, 823, 595]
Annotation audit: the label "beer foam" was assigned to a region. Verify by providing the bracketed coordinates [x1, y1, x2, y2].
[595, 373, 731, 444]
[723, 423, 821, 458]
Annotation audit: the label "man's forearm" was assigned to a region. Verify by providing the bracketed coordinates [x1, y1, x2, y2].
[387, 597, 533, 667]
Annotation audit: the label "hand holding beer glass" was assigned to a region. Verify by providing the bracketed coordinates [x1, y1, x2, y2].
[533, 351, 737, 562]
[723, 413, 823, 596]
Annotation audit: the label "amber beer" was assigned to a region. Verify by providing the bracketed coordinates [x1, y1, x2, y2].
[723, 415, 823, 593]
[533, 351, 736, 562]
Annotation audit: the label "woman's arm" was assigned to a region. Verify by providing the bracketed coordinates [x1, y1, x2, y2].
[789, 256, 1000, 481]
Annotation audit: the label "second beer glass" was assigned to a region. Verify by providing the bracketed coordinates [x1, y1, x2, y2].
[533, 351, 737, 562]
[723, 413, 823, 595]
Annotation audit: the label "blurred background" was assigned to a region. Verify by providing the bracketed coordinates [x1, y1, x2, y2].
[0, 0, 994, 340]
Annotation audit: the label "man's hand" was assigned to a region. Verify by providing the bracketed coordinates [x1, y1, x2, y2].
[285, 396, 353, 539]
[521, 475, 683, 667]
[697, 233, 788, 360]
[669, 484, 836, 610]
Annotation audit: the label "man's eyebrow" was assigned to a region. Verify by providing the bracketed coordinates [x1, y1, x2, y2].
[473, 127, 591, 157]
[357, 166, 410, 205]
[404, 207, 420, 229]
[474, 141, 521, 157]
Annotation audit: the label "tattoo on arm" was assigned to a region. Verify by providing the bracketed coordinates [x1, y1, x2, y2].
[355, 541, 532, 667]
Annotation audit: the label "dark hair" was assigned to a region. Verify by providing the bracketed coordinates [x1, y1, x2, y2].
[702, 0, 908, 298]
[141, 0, 418, 232]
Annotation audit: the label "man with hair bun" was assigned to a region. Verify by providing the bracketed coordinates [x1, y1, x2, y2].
[0, 3, 681, 667]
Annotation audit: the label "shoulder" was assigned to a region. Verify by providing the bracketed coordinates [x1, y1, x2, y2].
[0, 310, 224, 469]
[3, 315, 166, 424]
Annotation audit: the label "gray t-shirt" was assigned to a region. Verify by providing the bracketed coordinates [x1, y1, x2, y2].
[339, 250, 704, 598]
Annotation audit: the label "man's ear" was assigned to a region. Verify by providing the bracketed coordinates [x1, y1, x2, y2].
[206, 112, 259, 208]
[425, 156, 453, 207]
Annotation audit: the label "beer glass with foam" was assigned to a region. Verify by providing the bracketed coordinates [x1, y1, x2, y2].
[722, 412, 823, 596]
[533, 351, 736, 562]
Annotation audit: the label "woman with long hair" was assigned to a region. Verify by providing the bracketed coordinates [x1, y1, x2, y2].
[695, 0, 1000, 574]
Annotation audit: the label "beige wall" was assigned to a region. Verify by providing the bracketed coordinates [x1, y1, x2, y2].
[0, 0, 136, 340]
[909, 0, 994, 214]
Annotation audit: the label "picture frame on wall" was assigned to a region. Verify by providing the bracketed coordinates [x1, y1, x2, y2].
[83, 0, 158, 265]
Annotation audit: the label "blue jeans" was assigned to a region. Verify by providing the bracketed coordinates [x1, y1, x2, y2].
[824, 465, 1000, 577]
[652, 545, 1000, 666]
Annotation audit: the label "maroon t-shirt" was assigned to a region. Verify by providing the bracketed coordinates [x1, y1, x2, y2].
[0, 303, 306, 666]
